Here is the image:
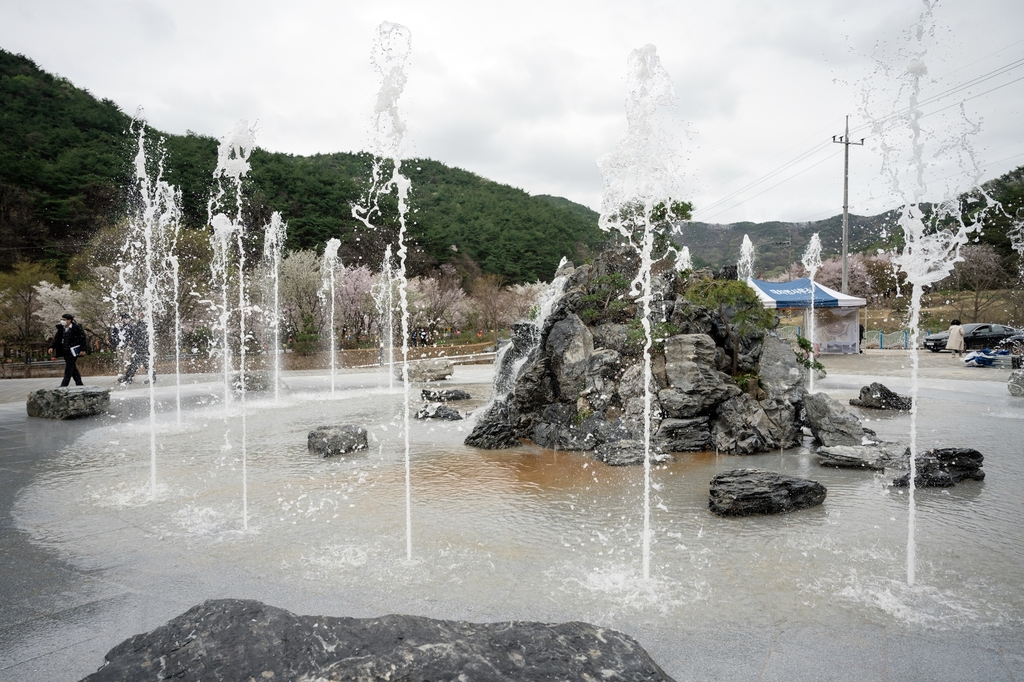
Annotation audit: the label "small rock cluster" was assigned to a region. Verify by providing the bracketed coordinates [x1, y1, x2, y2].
[1008, 369, 1024, 397]
[892, 448, 985, 488]
[26, 386, 110, 420]
[82, 599, 675, 682]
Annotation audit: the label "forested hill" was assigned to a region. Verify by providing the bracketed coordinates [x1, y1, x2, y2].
[0, 49, 604, 282]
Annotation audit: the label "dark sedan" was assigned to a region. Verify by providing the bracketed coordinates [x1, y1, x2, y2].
[997, 332, 1024, 355]
[923, 323, 1019, 352]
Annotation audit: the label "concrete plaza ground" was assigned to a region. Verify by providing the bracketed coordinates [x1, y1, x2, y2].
[0, 351, 1021, 681]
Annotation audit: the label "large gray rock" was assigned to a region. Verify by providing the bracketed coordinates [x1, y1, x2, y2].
[757, 335, 806, 404]
[849, 382, 912, 410]
[1008, 370, 1024, 397]
[397, 359, 454, 382]
[592, 323, 628, 353]
[581, 348, 621, 411]
[544, 313, 593, 399]
[655, 417, 712, 452]
[817, 444, 907, 471]
[307, 425, 368, 458]
[709, 469, 827, 516]
[594, 439, 672, 466]
[82, 599, 675, 682]
[893, 447, 985, 488]
[533, 409, 632, 451]
[658, 334, 740, 418]
[26, 386, 109, 420]
[803, 392, 868, 446]
[711, 394, 778, 455]
[464, 400, 522, 449]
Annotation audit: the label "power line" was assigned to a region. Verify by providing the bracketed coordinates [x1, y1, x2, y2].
[694, 54, 1024, 223]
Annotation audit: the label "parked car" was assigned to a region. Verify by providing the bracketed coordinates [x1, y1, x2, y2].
[923, 323, 1019, 352]
[997, 332, 1024, 355]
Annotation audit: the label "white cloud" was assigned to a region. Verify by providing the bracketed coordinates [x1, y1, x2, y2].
[1, 0, 1021, 224]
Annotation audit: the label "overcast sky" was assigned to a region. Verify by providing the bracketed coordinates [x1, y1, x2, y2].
[2, 0, 1022, 225]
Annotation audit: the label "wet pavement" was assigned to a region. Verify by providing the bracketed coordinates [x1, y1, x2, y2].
[1, 357, 1022, 681]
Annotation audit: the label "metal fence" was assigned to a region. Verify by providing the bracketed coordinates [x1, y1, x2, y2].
[779, 325, 919, 349]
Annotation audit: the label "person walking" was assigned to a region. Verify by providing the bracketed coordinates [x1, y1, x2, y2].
[48, 313, 87, 387]
[121, 313, 154, 385]
[945, 319, 966, 357]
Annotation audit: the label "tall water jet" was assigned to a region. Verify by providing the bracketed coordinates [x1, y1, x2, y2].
[116, 117, 181, 499]
[737, 235, 755, 280]
[208, 121, 256, 410]
[351, 21, 415, 560]
[598, 44, 689, 580]
[372, 245, 397, 389]
[862, 2, 997, 586]
[801, 233, 822, 393]
[320, 238, 341, 397]
[207, 120, 256, 531]
[263, 213, 287, 404]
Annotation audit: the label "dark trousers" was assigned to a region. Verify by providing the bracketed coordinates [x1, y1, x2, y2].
[61, 354, 83, 387]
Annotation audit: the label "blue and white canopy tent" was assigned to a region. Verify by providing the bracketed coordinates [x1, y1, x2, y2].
[746, 278, 867, 354]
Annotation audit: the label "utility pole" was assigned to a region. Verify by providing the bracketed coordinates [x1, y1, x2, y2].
[832, 115, 864, 294]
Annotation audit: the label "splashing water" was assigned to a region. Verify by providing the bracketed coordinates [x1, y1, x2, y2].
[801, 233, 823, 393]
[862, 1, 999, 586]
[737, 234, 755, 280]
[371, 245, 398, 389]
[598, 44, 688, 580]
[352, 21, 415, 560]
[675, 245, 692, 272]
[116, 115, 181, 499]
[320, 239, 341, 396]
[207, 120, 256, 530]
[262, 213, 287, 404]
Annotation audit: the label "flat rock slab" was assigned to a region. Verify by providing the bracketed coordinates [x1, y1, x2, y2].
[709, 468, 826, 516]
[849, 382, 912, 410]
[817, 444, 907, 471]
[397, 359, 455, 382]
[893, 447, 985, 488]
[26, 386, 110, 420]
[81, 599, 675, 682]
[594, 439, 673, 466]
[421, 388, 471, 401]
[414, 403, 463, 420]
[308, 425, 368, 458]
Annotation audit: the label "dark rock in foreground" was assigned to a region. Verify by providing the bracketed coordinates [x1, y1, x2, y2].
[414, 403, 463, 420]
[26, 386, 110, 420]
[892, 447, 985, 488]
[421, 388, 472, 401]
[82, 599, 675, 682]
[817, 444, 907, 471]
[849, 382, 912, 411]
[307, 425, 368, 457]
[709, 469, 827, 516]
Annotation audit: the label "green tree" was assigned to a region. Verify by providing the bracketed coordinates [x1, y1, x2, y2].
[683, 278, 773, 374]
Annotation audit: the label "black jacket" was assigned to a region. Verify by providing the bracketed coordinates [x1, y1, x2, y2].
[53, 323, 87, 358]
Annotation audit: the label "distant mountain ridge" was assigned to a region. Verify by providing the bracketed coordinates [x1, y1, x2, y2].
[676, 211, 901, 275]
